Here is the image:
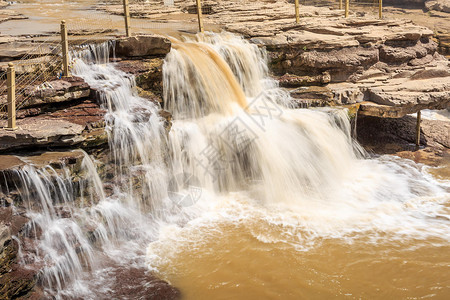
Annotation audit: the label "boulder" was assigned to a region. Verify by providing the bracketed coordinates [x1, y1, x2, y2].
[425, 0, 450, 12]
[115, 35, 171, 58]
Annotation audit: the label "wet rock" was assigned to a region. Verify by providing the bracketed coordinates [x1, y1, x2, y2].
[23, 150, 86, 169]
[279, 72, 331, 87]
[357, 114, 450, 155]
[0, 155, 26, 171]
[290, 86, 335, 108]
[0, 253, 38, 300]
[0, 208, 37, 300]
[103, 266, 181, 300]
[115, 58, 164, 97]
[115, 35, 171, 58]
[19, 77, 90, 108]
[0, 119, 84, 151]
[0, 100, 107, 152]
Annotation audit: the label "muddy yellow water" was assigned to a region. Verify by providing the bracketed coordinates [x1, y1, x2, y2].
[151, 222, 450, 299]
[427, 164, 450, 182]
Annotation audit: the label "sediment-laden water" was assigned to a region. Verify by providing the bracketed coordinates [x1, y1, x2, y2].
[9, 32, 450, 299]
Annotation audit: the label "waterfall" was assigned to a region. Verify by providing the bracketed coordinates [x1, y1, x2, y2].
[10, 152, 102, 296]
[7, 32, 449, 298]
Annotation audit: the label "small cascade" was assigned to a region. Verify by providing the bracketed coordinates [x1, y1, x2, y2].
[10, 152, 103, 296]
[73, 42, 170, 209]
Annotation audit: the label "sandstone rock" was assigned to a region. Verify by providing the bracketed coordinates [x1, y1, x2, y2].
[102, 265, 181, 300]
[18, 76, 90, 108]
[300, 47, 379, 70]
[290, 86, 334, 108]
[0, 76, 91, 112]
[0, 155, 26, 171]
[0, 42, 55, 62]
[369, 77, 450, 107]
[425, 0, 450, 12]
[115, 35, 171, 58]
[408, 54, 434, 66]
[357, 114, 449, 154]
[23, 150, 86, 169]
[0, 100, 107, 152]
[279, 72, 330, 87]
[115, 58, 164, 97]
[379, 42, 429, 64]
[384, 0, 425, 5]
[0, 119, 85, 151]
[0, 7, 27, 25]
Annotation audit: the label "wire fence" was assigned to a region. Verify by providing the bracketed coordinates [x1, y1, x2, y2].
[0, 0, 383, 126]
[0, 5, 119, 125]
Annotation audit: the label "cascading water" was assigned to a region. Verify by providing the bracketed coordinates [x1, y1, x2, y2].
[10, 152, 103, 296]
[9, 32, 449, 299]
[150, 33, 450, 299]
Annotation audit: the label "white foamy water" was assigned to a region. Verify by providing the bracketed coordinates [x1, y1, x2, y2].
[149, 32, 450, 281]
[8, 33, 450, 298]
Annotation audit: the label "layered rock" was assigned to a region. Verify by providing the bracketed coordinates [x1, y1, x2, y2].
[0, 94, 107, 152]
[357, 113, 450, 160]
[115, 35, 171, 58]
[0, 76, 91, 108]
[0, 1, 27, 25]
[425, 0, 450, 12]
[0, 150, 87, 299]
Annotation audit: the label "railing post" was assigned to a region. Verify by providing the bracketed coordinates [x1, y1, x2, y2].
[123, 0, 131, 37]
[339, 0, 343, 10]
[7, 62, 17, 130]
[345, 0, 349, 18]
[416, 110, 421, 146]
[295, 0, 300, 24]
[196, 0, 204, 33]
[379, 0, 383, 19]
[60, 20, 70, 77]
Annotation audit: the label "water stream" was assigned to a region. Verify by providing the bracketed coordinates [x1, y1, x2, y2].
[9, 32, 450, 299]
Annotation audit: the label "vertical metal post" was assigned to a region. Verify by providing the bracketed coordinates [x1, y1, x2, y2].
[60, 20, 69, 77]
[339, 0, 343, 10]
[7, 62, 17, 130]
[379, 0, 383, 19]
[295, 0, 300, 24]
[123, 0, 131, 37]
[196, 0, 204, 33]
[416, 110, 421, 146]
[345, 0, 349, 18]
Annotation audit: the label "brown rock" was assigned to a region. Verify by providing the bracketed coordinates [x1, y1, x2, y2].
[0, 100, 107, 152]
[115, 35, 171, 58]
[0, 76, 91, 109]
